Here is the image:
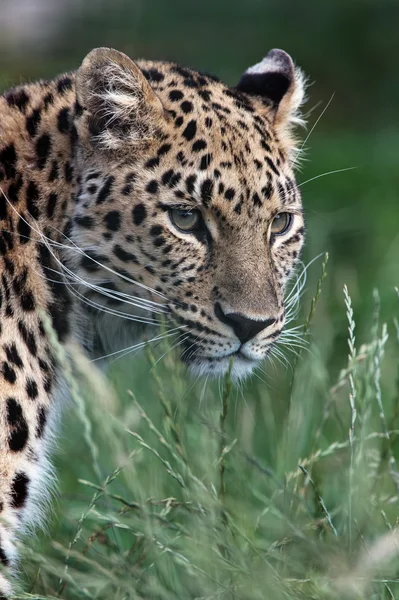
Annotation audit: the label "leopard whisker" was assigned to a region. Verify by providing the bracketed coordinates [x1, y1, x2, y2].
[298, 93, 335, 154]
[0, 190, 170, 316]
[65, 284, 161, 326]
[199, 374, 210, 408]
[35, 261, 163, 324]
[92, 327, 185, 362]
[151, 334, 191, 369]
[47, 221, 170, 303]
[298, 166, 357, 189]
[42, 248, 168, 316]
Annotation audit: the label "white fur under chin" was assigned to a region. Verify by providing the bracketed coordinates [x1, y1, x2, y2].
[188, 355, 257, 382]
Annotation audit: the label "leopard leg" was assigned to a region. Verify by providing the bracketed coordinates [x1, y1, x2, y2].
[0, 265, 58, 596]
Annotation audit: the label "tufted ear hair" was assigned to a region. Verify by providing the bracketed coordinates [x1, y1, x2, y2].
[75, 47, 166, 152]
[237, 49, 306, 134]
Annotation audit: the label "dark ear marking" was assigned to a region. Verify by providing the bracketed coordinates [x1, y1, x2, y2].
[236, 48, 306, 144]
[237, 49, 295, 107]
[238, 71, 290, 106]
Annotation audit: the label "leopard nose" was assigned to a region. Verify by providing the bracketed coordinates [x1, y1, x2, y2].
[214, 302, 276, 344]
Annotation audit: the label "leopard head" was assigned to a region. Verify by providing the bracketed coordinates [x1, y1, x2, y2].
[67, 47, 306, 380]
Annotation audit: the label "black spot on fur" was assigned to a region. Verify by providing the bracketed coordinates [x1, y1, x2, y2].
[146, 180, 159, 194]
[4, 344, 23, 368]
[57, 107, 70, 134]
[154, 236, 165, 247]
[104, 211, 121, 231]
[97, 176, 114, 204]
[5, 89, 29, 112]
[0, 236, 7, 256]
[182, 120, 197, 141]
[46, 192, 58, 219]
[2, 361, 16, 384]
[224, 188, 235, 201]
[18, 213, 31, 244]
[7, 398, 28, 452]
[12, 269, 27, 294]
[48, 160, 59, 182]
[64, 161, 73, 182]
[38, 243, 71, 341]
[75, 215, 94, 229]
[4, 258, 14, 276]
[0, 144, 17, 179]
[169, 90, 184, 102]
[192, 140, 207, 153]
[199, 153, 213, 170]
[262, 182, 272, 200]
[201, 179, 214, 206]
[132, 203, 147, 226]
[18, 321, 37, 356]
[253, 192, 262, 207]
[162, 169, 174, 186]
[158, 143, 171, 157]
[26, 109, 42, 137]
[10, 472, 29, 508]
[265, 156, 279, 176]
[142, 68, 164, 82]
[186, 175, 197, 194]
[181, 101, 193, 113]
[0, 541, 9, 566]
[145, 157, 159, 169]
[0, 196, 7, 220]
[171, 65, 193, 79]
[8, 175, 23, 204]
[169, 172, 181, 187]
[35, 134, 51, 170]
[114, 245, 139, 263]
[57, 76, 73, 95]
[26, 181, 40, 219]
[26, 378, 39, 400]
[36, 406, 48, 438]
[43, 91, 54, 109]
[150, 225, 163, 237]
[198, 89, 211, 102]
[21, 290, 35, 311]
[234, 201, 243, 214]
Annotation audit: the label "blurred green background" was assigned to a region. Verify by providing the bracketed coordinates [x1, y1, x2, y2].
[1, 1, 399, 597]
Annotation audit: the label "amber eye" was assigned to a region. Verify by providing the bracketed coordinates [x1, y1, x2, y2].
[270, 212, 292, 235]
[169, 208, 202, 233]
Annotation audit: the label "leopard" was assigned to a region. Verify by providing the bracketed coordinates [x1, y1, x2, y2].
[0, 46, 306, 595]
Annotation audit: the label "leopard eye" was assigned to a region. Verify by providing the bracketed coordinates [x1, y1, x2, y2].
[169, 208, 202, 233]
[270, 212, 292, 236]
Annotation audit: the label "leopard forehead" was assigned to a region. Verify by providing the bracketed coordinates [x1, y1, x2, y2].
[143, 66, 298, 213]
[76, 61, 302, 224]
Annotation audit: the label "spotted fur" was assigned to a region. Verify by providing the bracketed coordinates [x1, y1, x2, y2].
[0, 47, 306, 593]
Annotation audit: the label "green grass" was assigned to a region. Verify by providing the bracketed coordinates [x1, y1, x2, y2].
[14, 226, 399, 599]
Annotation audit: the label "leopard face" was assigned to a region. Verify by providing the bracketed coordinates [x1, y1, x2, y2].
[67, 48, 306, 380]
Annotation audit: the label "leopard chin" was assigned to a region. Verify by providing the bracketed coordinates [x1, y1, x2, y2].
[186, 353, 259, 381]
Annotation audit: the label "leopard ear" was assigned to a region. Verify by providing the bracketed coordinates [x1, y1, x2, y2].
[75, 47, 166, 152]
[237, 49, 306, 132]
